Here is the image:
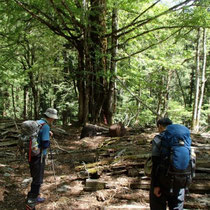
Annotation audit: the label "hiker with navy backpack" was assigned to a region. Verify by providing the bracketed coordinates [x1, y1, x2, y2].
[150, 118, 195, 210]
[21, 108, 58, 210]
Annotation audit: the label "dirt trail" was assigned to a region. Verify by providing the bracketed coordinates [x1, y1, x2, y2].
[0, 126, 210, 209]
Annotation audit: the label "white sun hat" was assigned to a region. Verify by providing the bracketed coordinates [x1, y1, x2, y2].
[44, 108, 58, 119]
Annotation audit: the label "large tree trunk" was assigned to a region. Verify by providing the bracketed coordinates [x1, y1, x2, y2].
[76, 0, 109, 125]
[105, 8, 118, 125]
[89, 0, 107, 123]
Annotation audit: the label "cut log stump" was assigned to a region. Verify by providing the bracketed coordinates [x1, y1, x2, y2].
[84, 179, 106, 191]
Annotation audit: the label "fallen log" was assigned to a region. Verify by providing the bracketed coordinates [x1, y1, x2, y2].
[0, 140, 18, 147]
[196, 167, 210, 173]
[80, 124, 109, 139]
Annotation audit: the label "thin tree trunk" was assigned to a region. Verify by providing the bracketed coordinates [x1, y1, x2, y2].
[192, 28, 201, 131]
[11, 85, 17, 120]
[197, 28, 207, 130]
[175, 69, 187, 108]
[162, 70, 172, 117]
[28, 72, 38, 119]
[23, 86, 29, 120]
[134, 82, 141, 124]
[77, 45, 86, 124]
[189, 68, 195, 107]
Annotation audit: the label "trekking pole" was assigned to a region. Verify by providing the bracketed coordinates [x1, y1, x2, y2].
[49, 141, 58, 194]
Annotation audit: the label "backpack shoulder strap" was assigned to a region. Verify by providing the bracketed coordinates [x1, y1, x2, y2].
[158, 131, 172, 159]
[153, 135, 162, 150]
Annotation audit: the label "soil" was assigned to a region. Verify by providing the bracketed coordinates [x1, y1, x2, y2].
[0, 126, 209, 210]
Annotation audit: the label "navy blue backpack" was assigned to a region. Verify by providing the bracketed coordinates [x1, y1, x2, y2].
[158, 124, 195, 193]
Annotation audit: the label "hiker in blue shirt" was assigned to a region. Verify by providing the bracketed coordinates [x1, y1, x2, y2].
[26, 108, 58, 210]
[150, 118, 185, 210]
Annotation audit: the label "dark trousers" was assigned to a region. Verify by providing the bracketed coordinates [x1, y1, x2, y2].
[28, 155, 45, 199]
[150, 183, 185, 210]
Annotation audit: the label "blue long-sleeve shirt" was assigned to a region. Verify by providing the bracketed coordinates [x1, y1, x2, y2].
[37, 119, 50, 155]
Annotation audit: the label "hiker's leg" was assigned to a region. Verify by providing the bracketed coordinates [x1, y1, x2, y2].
[168, 188, 185, 210]
[40, 155, 46, 185]
[28, 156, 42, 198]
[150, 186, 167, 210]
[37, 155, 46, 198]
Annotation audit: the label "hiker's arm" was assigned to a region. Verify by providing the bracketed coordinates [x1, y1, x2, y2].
[40, 125, 50, 149]
[151, 156, 161, 187]
[151, 156, 162, 196]
[151, 135, 161, 187]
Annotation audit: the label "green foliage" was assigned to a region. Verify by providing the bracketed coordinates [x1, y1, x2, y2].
[0, 0, 209, 130]
[54, 82, 78, 120]
[167, 101, 192, 124]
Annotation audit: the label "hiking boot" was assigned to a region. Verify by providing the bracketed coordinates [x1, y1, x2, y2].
[26, 204, 36, 210]
[26, 198, 36, 210]
[37, 197, 45, 203]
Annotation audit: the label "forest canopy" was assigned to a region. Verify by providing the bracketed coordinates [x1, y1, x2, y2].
[0, 0, 209, 132]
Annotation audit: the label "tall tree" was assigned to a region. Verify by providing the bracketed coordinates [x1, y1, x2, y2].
[13, 0, 200, 124]
[192, 27, 207, 132]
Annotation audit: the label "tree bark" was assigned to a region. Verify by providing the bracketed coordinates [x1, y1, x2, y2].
[89, 0, 107, 123]
[23, 86, 29, 120]
[197, 28, 207, 130]
[175, 69, 187, 108]
[105, 8, 118, 125]
[192, 28, 201, 132]
[11, 85, 17, 120]
[77, 43, 87, 124]
[162, 70, 172, 117]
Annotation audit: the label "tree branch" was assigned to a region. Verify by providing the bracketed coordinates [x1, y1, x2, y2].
[14, 0, 76, 44]
[61, 0, 84, 30]
[105, 0, 195, 38]
[114, 28, 182, 62]
[49, 0, 80, 39]
[115, 76, 160, 117]
[130, 0, 161, 27]
[105, 0, 161, 38]
[108, 25, 183, 52]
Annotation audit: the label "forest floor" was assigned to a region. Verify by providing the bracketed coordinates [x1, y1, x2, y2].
[0, 124, 210, 210]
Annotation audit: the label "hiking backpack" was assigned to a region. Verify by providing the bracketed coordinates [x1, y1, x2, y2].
[158, 124, 196, 193]
[18, 120, 45, 161]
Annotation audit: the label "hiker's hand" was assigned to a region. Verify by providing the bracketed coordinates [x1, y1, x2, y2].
[50, 131, 53, 137]
[154, 187, 161, 197]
